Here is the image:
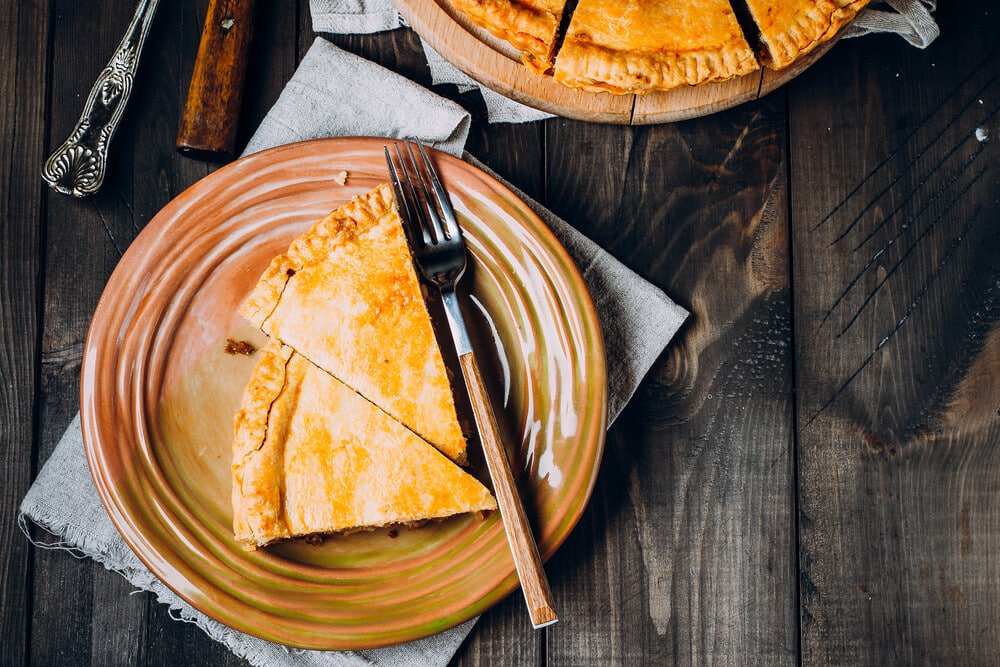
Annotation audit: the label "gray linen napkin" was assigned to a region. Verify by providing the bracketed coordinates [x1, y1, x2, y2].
[20, 37, 687, 667]
[844, 0, 939, 47]
[310, 0, 939, 124]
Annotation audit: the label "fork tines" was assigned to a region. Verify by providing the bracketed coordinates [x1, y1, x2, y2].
[384, 141, 461, 247]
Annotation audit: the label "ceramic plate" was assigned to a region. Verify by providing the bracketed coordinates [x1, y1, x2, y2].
[81, 137, 607, 650]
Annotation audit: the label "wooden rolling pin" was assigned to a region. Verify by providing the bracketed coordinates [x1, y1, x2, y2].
[176, 0, 256, 160]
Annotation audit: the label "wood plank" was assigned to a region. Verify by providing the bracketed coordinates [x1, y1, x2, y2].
[28, 0, 297, 664]
[538, 100, 798, 662]
[789, 1, 1000, 662]
[30, 0, 140, 660]
[0, 0, 50, 664]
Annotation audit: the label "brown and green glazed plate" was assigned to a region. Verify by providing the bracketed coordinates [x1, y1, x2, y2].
[81, 137, 607, 650]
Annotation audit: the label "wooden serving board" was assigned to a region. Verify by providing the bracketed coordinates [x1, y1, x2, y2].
[396, 0, 840, 124]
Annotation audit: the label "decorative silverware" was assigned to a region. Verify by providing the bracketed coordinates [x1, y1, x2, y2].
[41, 0, 161, 197]
[385, 141, 558, 629]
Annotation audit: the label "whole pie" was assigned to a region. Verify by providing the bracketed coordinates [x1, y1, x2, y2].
[449, 0, 871, 94]
[241, 183, 466, 464]
[232, 340, 497, 550]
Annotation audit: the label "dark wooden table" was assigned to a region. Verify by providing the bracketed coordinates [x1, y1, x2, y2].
[4, 1, 999, 664]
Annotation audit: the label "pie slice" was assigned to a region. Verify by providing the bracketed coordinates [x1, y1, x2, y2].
[742, 0, 871, 70]
[240, 183, 466, 464]
[449, 0, 567, 73]
[552, 0, 759, 94]
[232, 340, 497, 550]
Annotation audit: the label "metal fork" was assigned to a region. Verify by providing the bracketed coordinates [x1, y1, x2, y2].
[385, 141, 557, 629]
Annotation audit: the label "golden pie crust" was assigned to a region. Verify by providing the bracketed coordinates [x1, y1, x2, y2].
[744, 0, 870, 70]
[553, 0, 758, 94]
[448, 0, 870, 94]
[241, 183, 466, 464]
[232, 340, 497, 550]
[449, 0, 566, 73]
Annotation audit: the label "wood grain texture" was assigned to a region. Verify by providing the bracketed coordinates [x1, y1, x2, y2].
[30, 1, 186, 664]
[0, 0, 48, 664]
[21, 1, 297, 665]
[789, 3, 1000, 663]
[535, 102, 798, 663]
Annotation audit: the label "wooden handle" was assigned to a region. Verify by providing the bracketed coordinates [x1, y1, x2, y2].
[176, 0, 255, 160]
[459, 352, 558, 628]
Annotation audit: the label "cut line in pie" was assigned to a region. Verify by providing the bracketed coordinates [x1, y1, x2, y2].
[232, 340, 497, 550]
[240, 183, 467, 465]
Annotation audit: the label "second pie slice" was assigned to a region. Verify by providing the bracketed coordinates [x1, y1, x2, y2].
[449, 0, 568, 73]
[241, 184, 466, 464]
[742, 0, 871, 70]
[232, 340, 497, 550]
[553, 0, 759, 94]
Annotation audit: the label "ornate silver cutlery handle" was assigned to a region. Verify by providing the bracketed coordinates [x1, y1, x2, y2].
[42, 0, 160, 197]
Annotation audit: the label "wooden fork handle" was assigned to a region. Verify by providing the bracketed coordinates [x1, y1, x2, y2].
[459, 352, 558, 628]
[176, 0, 255, 159]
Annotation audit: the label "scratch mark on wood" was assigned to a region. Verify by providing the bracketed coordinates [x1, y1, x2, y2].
[848, 133, 992, 252]
[90, 199, 124, 258]
[814, 47, 997, 231]
[836, 166, 989, 337]
[827, 90, 994, 246]
[817, 130, 997, 334]
[807, 207, 982, 427]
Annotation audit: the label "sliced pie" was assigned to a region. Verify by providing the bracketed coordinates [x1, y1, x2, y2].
[448, 0, 567, 73]
[232, 340, 497, 551]
[552, 0, 759, 94]
[742, 0, 871, 70]
[240, 183, 466, 464]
